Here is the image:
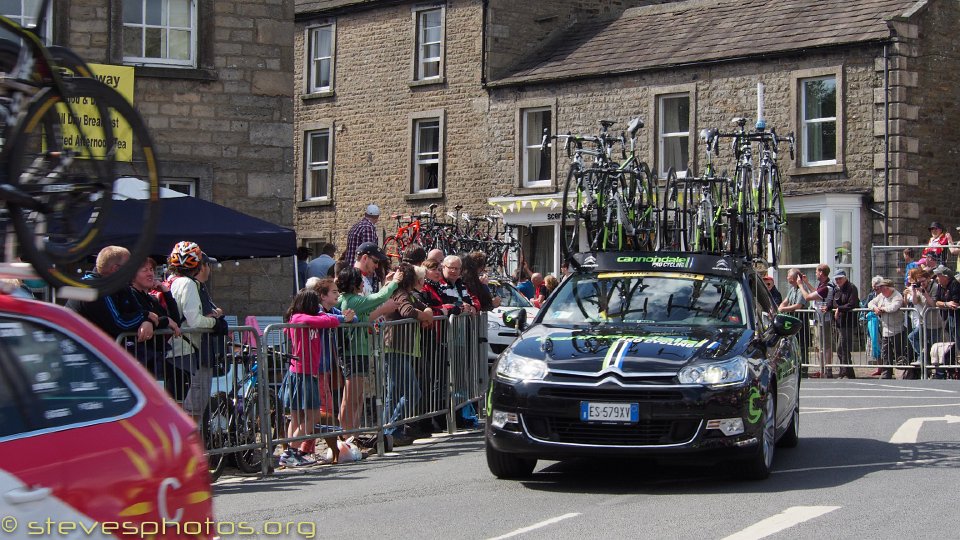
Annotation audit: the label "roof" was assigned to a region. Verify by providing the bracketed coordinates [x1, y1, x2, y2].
[491, 0, 922, 86]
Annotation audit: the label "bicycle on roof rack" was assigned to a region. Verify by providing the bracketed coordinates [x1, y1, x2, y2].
[546, 118, 657, 269]
[0, 0, 160, 299]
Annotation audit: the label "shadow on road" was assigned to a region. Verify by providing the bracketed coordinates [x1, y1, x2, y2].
[518, 437, 960, 495]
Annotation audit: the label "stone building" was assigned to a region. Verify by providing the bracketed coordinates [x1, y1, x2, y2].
[6, 0, 296, 315]
[295, 0, 960, 290]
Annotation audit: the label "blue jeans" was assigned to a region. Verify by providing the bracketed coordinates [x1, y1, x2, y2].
[383, 353, 421, 435]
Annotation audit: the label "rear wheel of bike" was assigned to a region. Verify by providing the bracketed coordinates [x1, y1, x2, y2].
[234, 390, 278, 474]
[382, 236, 402, 263]
[202, 393, 233, 481]
[633, 163, 658, 251]
[561, 164, 584, 267]
[767, 168, 786, 266]
[5, 78, 160, 297]
[660, 168, 682, 251]
[683, 181, 703, 251]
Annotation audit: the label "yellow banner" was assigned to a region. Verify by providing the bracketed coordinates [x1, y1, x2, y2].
[58, 63, 135, 161]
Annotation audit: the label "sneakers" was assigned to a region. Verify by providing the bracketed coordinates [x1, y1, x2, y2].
[278, 448, 316, 468]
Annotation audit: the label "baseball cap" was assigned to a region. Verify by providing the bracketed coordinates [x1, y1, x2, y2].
[929, 221, 945, 231]
[366, 204, 381, 217]
[202, 252, 218, 265]
[878, 278, 895, 287]
[933, 265, 955, 277]
[357, 241, 386, 260]
[832, 270, 847, 279]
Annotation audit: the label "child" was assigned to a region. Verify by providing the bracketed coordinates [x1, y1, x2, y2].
[278, 289, 352, 467]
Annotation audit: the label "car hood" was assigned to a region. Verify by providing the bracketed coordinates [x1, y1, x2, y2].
[508, 323, 754, 374]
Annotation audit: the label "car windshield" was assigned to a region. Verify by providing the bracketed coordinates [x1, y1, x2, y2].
[541, 271, 746, 327]
[489, 281, 533, 308]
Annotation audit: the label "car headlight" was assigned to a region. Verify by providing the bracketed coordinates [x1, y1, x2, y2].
[678, 357, 748, 387]
[496, 353, 548, 382]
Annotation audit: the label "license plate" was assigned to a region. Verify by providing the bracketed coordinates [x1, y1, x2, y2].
[580, 402, 639, 423]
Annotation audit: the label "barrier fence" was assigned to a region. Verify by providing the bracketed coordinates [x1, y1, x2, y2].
[118, 312, 489, 478]
[791, 306, 959, 380]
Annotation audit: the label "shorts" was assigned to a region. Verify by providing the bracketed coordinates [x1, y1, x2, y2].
[339, 355, 371, 378]
[280, 372, 332, 411]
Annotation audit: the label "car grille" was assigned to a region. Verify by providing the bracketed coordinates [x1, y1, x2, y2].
[490, 343, 508, 355]
[523, 414, 700, 446]
[537, 387, 683, 402]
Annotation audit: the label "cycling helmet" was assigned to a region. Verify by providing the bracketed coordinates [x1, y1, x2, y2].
[169, 241, 203, 269]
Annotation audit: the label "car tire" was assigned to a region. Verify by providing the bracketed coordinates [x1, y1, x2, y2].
[777, 400, 800, 449]
[486, 438, 536, 479]
[740, 393, 776, 480]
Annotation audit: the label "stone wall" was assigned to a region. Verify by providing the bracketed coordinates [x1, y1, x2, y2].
[62, 0, 296, 317]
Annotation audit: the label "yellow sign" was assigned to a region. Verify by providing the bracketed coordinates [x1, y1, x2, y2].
[58, 63, 136, 161]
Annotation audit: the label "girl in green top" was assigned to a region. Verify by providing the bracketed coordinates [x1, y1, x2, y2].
[335, 266, 400, 431]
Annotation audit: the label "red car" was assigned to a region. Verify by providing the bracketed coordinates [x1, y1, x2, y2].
[0, 293, 213, 539]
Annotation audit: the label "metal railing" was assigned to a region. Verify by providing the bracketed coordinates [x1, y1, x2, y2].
[118, 312, 489, 477]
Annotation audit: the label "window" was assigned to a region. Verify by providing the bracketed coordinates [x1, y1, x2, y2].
[0, 316, 139, 441]
[0, 1, 51, 42]
[529, 225, 556, 277]
[123, 0, 196, 67]
[801, 76, 837, 166]
[413, 118, 440, 193]
[658, 94, 690, 176]
[522, 107, 552, 187]
[305, 129, 332, 200]
[777, 193, 861, 290]
[415, 7, 443, 81]
[161, 179, 195, 196]
[307, 23, 334, 94]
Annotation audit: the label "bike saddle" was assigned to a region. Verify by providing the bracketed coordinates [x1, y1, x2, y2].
[731, 117, 747, 126]
[627, 117, 644, 136]
[599, 120, 616, 130]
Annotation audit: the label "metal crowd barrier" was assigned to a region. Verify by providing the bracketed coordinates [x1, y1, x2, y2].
[794, 306, 960, 380]
[120, 313, 489, 478]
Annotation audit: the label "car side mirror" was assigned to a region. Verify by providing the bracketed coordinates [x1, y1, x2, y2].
[772, 313, 802, 337]
[502, 308, 527, 331]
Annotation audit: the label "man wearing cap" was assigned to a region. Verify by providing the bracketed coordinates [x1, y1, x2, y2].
[831, 269, 860, 378]
[345, 204, 381, 266]
[355, 241, 387, 295]
[933, 265, 960, 363]
[868, 278, 905, 379]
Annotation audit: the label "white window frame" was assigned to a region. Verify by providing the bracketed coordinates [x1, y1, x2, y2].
[521, 107, 553, 188]
[413, 117, 441, 193]
[775, 193, 861, 290]
[0, 1, 52, 41]
[800, 76, 838, 167]
[160, 179, 196, 196]
[122, 0, 197, 68]
[304, 128, 332, 201]
[414, 6, 443, 81]
[657, 93, 691, 177]
[307, 23, 335, 94]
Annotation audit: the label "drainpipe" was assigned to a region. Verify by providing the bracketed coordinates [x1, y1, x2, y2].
[883, 43, 890, 246]
[480, 0, 488, 87]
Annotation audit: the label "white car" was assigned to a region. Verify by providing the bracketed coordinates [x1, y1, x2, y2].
[486, 278, 539, 360]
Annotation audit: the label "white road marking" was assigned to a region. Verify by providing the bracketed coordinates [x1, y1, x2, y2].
[803, 396, 959, 399]
[804, 383, 956, 393]
[801, 402, 960, 414]
[487, 513, 580, 540]
[889, 415, 960, 443]
[773, 454, 960, 475]
[722, 506, 840, 540]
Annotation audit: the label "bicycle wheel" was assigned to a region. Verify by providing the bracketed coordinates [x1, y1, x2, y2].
[561, 164, 585, 266]
[767, 167, 786, 266]
[382, 236, 402, 263]
[5, 77, 160, 297]
[633, 163, 658, 251]
[683, 180, 703, 251]
[202, 393, 233, 481]
[660, 168, 682, 251]
[234, 390, 278, 474]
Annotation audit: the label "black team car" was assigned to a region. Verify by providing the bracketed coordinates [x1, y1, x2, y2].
[485, 252, 802, 480]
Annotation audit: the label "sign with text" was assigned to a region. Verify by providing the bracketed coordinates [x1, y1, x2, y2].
[58, 63, 135, 161]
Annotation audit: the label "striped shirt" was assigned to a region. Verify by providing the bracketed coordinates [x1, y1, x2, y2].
[344, 217, 378, 264]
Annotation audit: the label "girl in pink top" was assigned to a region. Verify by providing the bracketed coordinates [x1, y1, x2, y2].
[278, 289, 354, 466]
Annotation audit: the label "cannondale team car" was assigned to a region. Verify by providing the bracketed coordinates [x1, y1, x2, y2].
[0, 292, 213, 538]
[485, 252, 802, 480]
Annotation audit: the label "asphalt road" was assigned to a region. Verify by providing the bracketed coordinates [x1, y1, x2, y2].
[213, 380, 960, 539]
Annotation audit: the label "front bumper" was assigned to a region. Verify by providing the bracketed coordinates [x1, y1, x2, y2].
[487, 378, 764, 461]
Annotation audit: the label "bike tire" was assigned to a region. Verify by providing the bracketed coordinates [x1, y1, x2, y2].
[561, 164, 584, 267]
[634, 162, 658, 251]
[234, 390, 278, 474]
[660, 168, 682, 251]
[382, 236, 402, 263]
[5, 77, 161, 297]
[682, 180, 700, 251]
[202, 393, 233, 482]
[768, 167, 786, 267]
